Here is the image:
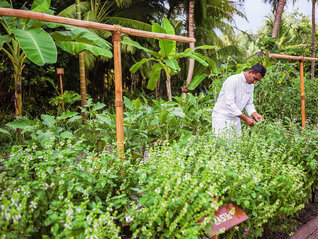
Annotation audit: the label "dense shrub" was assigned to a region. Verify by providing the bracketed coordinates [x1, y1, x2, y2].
[1, 121, 317, 238]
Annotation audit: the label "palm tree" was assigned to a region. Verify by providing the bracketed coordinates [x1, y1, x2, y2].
[263, 0, 287, 39]
[75, 0, 87, 109]
[167, 0, 246, 90]
[309, 0, 316, 81]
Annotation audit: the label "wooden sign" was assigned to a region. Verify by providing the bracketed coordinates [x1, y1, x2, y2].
[205, 203, 249, 238]
[56, 68, 64, 75]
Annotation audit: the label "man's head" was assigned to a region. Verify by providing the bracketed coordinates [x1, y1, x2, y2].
[244, 64, 267, 84]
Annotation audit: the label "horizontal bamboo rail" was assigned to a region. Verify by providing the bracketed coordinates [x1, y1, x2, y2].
[269, 53, 318, 61]
[0, 8, 195, 43]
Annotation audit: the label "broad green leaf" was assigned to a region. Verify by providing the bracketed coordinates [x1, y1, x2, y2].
[63, 25, 111, 49]
[193, 45, 216, 51]
[12, 27, 57, 66]
[152, 20, 176, 57]
[58, 111, 78, 120]
[206, 58, 216, 72]
[37, 130, 54, 146]
[42, 115, 56, 128]
[169, 107, 185, 118]
[67, 115, 82, 123]
[162, 18, 175, 35]
[31, 0, 51, 13]
[6, 117, 31, 129]
[60, 131, 73, 139]
[51, 31, 73, 42]
[92, 102, 106, 111]
[96, 114, 112, 125]
[184, 52, 208, 66]
[163, 58, 180, 71]
[130, 58, 155, 73]
[0, 0, 16, 29]
[147, 63, 162, 90]
[188, 74, 209, 90]
[0, 0, 10, 8]
[56, 41, 112, 58]
[121, 40, 159, 57]
[0, 35, 11, 48]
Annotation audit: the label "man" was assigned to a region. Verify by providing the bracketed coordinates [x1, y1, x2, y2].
[212, 64, 266, 137]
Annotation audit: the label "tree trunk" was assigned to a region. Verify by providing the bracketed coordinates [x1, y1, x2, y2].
[166, 73, 172, 101]
[14, 69, 22, 117]
[185, 0, 195, 88]
[271, 0, 286, 39]
[76, 0, 87, 109]
[311, 0, 316, 81]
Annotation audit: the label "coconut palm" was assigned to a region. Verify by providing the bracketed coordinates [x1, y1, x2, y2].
[309, 0, 316, 80]
[166, 0, 246, 90]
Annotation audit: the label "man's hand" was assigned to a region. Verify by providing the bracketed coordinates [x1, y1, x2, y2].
[251, 112, 264, 122]
[238, 114, 256, 126]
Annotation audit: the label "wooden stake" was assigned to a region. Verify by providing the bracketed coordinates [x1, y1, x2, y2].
[112, 31, 124, 156]
[299, 60, 306, 130]
[56, 68, 65, 112]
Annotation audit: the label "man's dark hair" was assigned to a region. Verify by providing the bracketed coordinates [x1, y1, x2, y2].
[250, 64, 267, 77]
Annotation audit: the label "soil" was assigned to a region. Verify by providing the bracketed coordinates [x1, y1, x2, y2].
[260, 189, 318, 239]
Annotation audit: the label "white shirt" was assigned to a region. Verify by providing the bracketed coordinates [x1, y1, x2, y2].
[212, 72, 256, 119]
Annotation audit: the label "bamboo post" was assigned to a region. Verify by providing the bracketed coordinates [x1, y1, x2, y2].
[112, 30, 124, 156]
[299, 60, 306, 130]
[56, 68, 65, 112]
[268, 53, 318, 130]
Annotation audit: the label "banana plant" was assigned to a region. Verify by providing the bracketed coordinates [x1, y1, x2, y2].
[0, 0, 57, 117]
[122, 18, 216, 100]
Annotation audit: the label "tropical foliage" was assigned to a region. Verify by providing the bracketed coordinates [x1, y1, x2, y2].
[0, 0, 318, 238]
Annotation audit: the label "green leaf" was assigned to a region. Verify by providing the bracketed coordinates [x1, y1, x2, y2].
[188, 74, 209, 90]
[31, 0, 51, 13]
[193, 45, 216, 51]
[60, 131, 73, 139]
[92, 102, 106, 111]
[121, 40, 159, 57]
[37, 130, 54, 146]
[0, 128, 11, 136]
[42, 115, 56, 128]
[251, 192, 257, 199]
[0, 0, 16, 29]
[67, 115, 82, 123]
[12, 27, 57, 66]
[147, 63, 162, 90]
[0, 0, 10, 8]
[244, 200, 250, 208]
[6, 117, 31, 129]
[63, 25, 111, 49]
[56, 41, 112, 58]
[130, 58, 155, 73]
[163, 58, 180, 71]
[152, 19, 176, 57]
[96, 114, 112, 125]
[169, 107, 185, 118]
[184, 52, 208, 66]
[0, 35, 11, 48]
[58, 111, 78, 120]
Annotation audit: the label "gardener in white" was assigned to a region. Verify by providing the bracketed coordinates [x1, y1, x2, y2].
[212, 64, 266, 137]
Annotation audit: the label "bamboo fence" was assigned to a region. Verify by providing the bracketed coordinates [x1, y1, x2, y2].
[269, 53, 318, 129]
[0, 8, 195, 155]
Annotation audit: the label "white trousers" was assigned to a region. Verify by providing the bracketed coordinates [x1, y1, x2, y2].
[212, 113, 241, 138]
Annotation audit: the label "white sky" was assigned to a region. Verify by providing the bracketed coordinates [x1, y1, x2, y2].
[234, 0, 313, 33]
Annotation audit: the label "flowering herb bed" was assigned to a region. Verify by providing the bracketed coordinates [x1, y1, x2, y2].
[0, 121, 317, 238]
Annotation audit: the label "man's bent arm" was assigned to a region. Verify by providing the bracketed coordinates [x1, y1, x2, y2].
[238, 114, 256, 126]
